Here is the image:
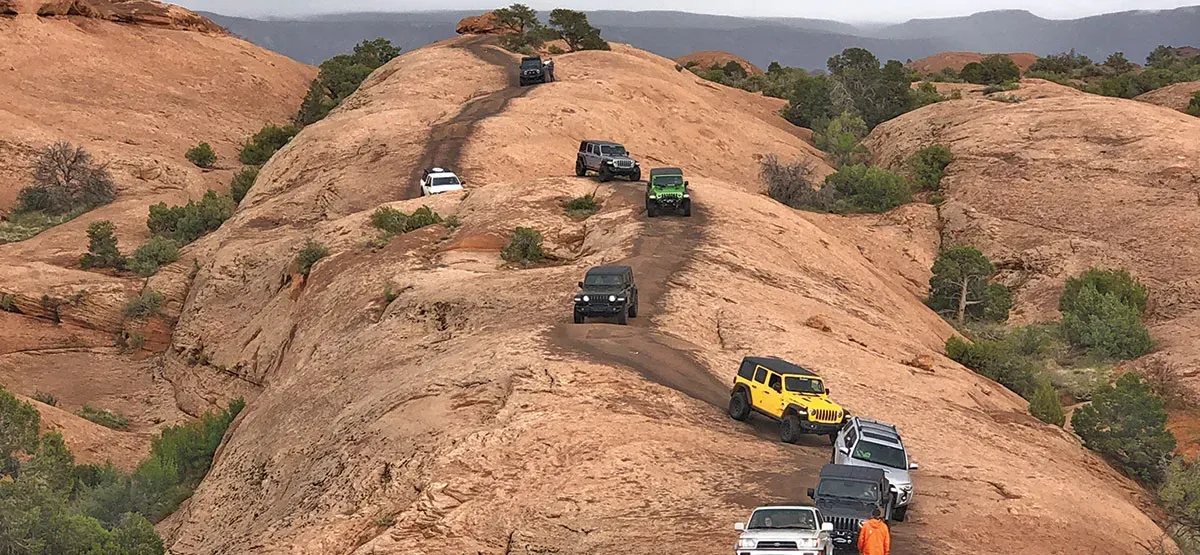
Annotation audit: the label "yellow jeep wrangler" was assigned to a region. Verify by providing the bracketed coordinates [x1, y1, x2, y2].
[728, 356, 847, 444]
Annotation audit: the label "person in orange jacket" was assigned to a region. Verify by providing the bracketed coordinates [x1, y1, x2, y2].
[857, 507, 891, 555]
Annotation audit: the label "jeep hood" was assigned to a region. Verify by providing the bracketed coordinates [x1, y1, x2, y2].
[578, 286, 625, 295]
[650, 184, 686, 194]
[794, 395, 842, 412]
[814, 498, 874, 519]
[738, 529, 821, 542]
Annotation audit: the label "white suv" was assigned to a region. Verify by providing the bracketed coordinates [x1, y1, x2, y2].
[420, 167, 464, 196]
[831, 417, 918, 521]
[734, 505, 834, 555]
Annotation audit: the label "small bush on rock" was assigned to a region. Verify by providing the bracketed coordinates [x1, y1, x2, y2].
[230, 166, 259, 204]
[77, 405, 130, 430]
[761, 154, 833, 211]
[1072, 372, 1176, 483]
[907, 144, 953, 191]
[33, 391, 58, 407]
[185, 143, 217, 168]
[239, 125, 299, 165]
[823, 164, 912, 213]
[128, 236, 180, 277]
[1028, 380, 1065, 426]
[946, 335, 1041, 399]
[370, 206, 409, 234]
[406, 206, 443, 230]
[501, 227, 545, 265]
[146, 190, 234, 246]
[1188, 92, 1200, 117]
[80, 220, 126, 270]
[296, 240, 329, 276]
[564, 193, 599, 219]
[19, 142, 116, 216]
[123, 289, 164, 319]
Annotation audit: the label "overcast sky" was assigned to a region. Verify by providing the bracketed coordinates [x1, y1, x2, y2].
[174, 0, 1197, 22]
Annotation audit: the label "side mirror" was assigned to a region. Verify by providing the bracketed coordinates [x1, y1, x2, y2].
[838, 446, 850, 455]
[577, 281, 584, 289]
[825, 387, 831, 394]
[909, 462, 919, 471]
[684, 181, 689, 186]
[806, 488, 815, 499]
[734, 522, 745, 532]
[821, 522, 834, 533]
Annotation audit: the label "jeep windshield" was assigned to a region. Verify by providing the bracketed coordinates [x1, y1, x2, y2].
[851, 440, 907, 470]
[817, 479, 880, 501]
[785, 376, 824, 394]
[520, 59, 542, 68]
[599, 145, 627, 156]
[747, 509, 818, 530]
[430, 176, 460, 186]
[653, 175, 684, 186]
[584, 274, 623, 287]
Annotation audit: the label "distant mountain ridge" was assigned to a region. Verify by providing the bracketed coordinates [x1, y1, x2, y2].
[202, 7, 1200, 69]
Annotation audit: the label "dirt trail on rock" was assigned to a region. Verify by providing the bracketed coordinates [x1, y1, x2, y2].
[407, 36, 531, 198]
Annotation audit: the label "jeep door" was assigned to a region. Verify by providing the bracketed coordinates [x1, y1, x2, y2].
[584, 143, 599, 170]
[758, 368, 786, 419]
[834, 425, 858, 464]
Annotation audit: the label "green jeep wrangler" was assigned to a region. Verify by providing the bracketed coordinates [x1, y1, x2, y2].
[646, 167, 691, 218]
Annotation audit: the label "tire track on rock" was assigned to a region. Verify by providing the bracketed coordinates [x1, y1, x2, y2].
[406, 36, 532, 199]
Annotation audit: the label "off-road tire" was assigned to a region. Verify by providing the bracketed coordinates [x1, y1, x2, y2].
[828, 433, 838, 445]
[630, 170, 641, 182]
[575, 159, 586, 177]
[682, 199, 692, 217]
[629, 296, 638, 318]
[781, 414, 802, 444]
[728, 391, 751, 421]
[646, 200, 657, 218]
[892, 504, 908, 522]
[616, 307, 628, 325]
[599, 167, 612, 182]
[573, 311, 584, 324]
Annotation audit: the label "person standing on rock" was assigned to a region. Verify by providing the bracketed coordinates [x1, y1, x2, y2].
[857, 507, 891, 555]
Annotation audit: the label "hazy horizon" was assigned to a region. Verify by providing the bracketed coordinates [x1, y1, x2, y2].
[177, 0, 1199, 23]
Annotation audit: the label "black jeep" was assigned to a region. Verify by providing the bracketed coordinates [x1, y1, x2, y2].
[575, 140, 641, 182]
[573, 265, 638, 325]
[518, 55, 554, 86]
[807, 464, 894, 551]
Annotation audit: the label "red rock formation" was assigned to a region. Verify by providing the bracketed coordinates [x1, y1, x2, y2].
[455, 12, 508, 35]
[37, 0, 224, 33]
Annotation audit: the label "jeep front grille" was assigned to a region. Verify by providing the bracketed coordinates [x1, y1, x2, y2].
[753, 540, 798, 549]
[825, 515, 861, 534]
[613, 160, 634, 168]
[809, 409, 841, 423]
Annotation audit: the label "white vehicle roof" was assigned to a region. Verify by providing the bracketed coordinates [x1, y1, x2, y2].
[427, 172, 459, 180]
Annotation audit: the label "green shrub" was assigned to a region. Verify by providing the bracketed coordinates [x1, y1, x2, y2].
[501, 227, 545, 265]
[945, 335, 1041, 398]
[910, 81, 949, 107]
[824, 164, 912, 213]
[813, 112, 868, 168]
[443, 214, 462, 229]
[146, 190, 234, 245]
[296, 240, 329, 276]
[185, 143, 217, 168]
[370, 206, 409, 234]
[127, 236, 180, 277]
[548, 9, 609, 51]
[907, 144, 953, 191]
[761, 154, 832, 211]
[1024, 70, 1073, 85]
[548, 45, 565, 55]
[982, 81, 1020, 94]
[1, 385, 41, 474]
[230, 166, 259, 204]
[1062, 268, 1149, 315]
[123, 289, 164, 319]
[1072, 373, 1176, 483]
[988, 94, 1025, 103]
[1028, 380, 1065, 426]
[1062, 284, 1154, 360]
[564, 193, 599, 219]
[77, 405, 130, 430]
[239, 125, 299, 165]
[383, 282, 401, 303]
[296, 38, 402, 125]
[1188, 92, 1200, 117]
[406, 205, 442, 230]
[32, 391, 58, 407]
[961, 55, 1021, 85]
[79, 220, 126, 270]
[1161, 458, 1200, 529]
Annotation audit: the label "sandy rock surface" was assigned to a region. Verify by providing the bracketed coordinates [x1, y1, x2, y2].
[676, 50, 764, 75]
[153, 36, 1170, 555]
[866, 86, 1200, 400]
[908, 51, 1039, 74]
[0, 10, 312, 455]
[1137, 79, 1200, 113]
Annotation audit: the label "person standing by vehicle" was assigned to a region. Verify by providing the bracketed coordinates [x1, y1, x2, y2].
[857, 507, 890, 555]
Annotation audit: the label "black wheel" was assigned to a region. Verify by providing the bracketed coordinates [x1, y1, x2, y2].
[682, 199, 692, 217]
[781, 414, 801, 444]
[573, 311, 584, 324]
[630, 170, 641, 182]
[893, 504, 908, 522]
[646, 200, 657, 218]
[828, 432, 837, 445]
[616, 307, 628, 325]
[575, 159, 586, 177]
[628, 297, 638, 318]
[728, 391, 751, 421]
[599, 168, 612, 182]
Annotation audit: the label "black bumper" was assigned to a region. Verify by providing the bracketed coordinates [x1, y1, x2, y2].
[651, 196, 685, 207]
[575, 303, 627, 315]
[601, 165, 639, 176]
[798, 420, 842, 435]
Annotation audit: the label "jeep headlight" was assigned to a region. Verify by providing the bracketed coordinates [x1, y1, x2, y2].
[608, 295, 617, 302]
[574, 296, 582, 302]
[648, 193, 656, 199]
[604, 159, 614, 165]
[616, 297, 626, 302]
[682, 193, 690, 198]
[582, 295, 589, 302]
[736, 538, 756, 549]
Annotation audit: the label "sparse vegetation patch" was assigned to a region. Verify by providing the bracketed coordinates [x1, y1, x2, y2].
[501, 227, 545, 265]
[185, 142, 217, 168]
[77, 404, 130, 430]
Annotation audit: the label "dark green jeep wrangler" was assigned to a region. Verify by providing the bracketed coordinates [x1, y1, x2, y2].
[646, 167, 691, 217]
